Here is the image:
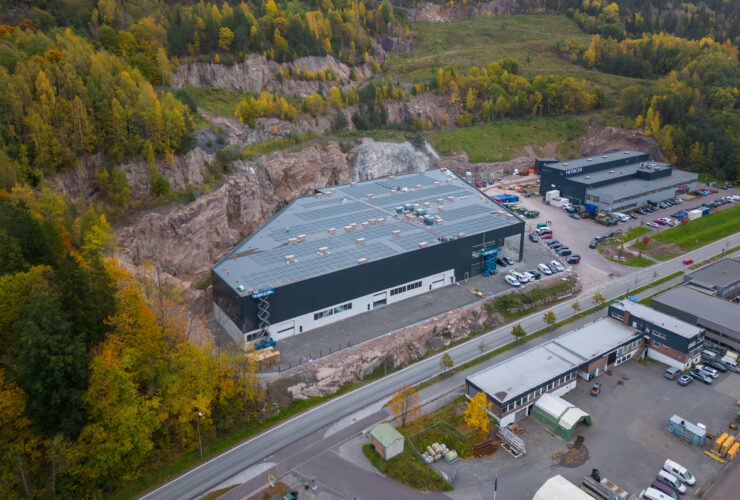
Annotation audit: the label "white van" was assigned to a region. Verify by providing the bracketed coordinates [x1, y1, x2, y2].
[697, 364, 719, 378]
[663, 459, 695, 486]
[643, 487, 675, 500]
[702, 349, 719, 361]
[656, 470, 687, 494]
[613, 212, 630, 222]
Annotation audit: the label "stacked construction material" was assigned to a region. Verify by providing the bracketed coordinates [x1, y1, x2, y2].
[248, 347, 280, 370]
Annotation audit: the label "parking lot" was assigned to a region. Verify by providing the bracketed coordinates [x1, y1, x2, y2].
[439, 359, 740, 500]
[484, 184, 740, 291]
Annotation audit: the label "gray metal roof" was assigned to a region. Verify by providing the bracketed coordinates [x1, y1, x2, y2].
[544, 150, 647, 171]
[651, 287, 739, 336]
[685, 258, 740, 290]
[611, 299, 704, 339]
[587, 168, 697, 199]
[214, 169, 523, 294]
[466, 318, 638, 403]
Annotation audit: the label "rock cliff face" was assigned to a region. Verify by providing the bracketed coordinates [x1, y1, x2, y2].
[115, 140, 432, 279]
[172, 54, 374, 97]
[385, 93, 460, 127]
[203, 111, 338, 148]
[579, 124, 665, 161]
[49, 148, 211, 201]
[409, 0, 520, 22]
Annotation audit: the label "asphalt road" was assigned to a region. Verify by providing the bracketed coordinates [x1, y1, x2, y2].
[140, 233, 740, 500]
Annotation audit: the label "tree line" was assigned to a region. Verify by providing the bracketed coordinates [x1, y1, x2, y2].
[0, 186, 262, 498]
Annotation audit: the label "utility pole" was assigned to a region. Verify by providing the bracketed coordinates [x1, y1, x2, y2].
[196, 412, 203, 459]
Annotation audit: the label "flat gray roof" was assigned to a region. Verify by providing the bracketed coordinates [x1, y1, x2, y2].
[587, 168, 697, 199]
[610, 299, 703, 338]
[651, 287, 739, 336]
[545, 150, 647, 172]
[466, 318, 638, 403]
[685, 258, 740, 290]
[214, 169, 523, 293]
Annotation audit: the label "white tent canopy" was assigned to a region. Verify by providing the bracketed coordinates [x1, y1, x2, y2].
[535, 393, 590, 432]
[533, 475, 592, 500]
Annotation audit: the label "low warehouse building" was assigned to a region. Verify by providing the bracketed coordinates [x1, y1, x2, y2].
[530, 393, 592, 440]
[682, 258, 740, 299]
[534, 475, 593, 500]
[369, 423, 404, 460]
[608, 299, 704, 369]
[539, 150, 697, 213]
[465, 316, 642, 426]
[651, 286, 740, 352]
[211, 169, 525, 345]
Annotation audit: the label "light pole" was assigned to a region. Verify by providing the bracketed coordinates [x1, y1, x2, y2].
[196, 412, 203, 459]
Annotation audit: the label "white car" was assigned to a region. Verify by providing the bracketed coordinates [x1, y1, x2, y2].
[510, 271, 529, 283]
[504, 275, 520, 287]
[520, 272, 535, 282]
[550, 260, 565, 272]
[663, 459, 696, 486]
[538, 263, 553, 275]
[646, 222, 660, 228]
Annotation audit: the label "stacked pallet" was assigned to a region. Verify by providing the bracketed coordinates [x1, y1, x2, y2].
[473, 438, 501, 458]
[248, 347, 280, 370]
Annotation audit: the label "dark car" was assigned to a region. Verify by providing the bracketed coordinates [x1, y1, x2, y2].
[528, 270, 541, 280]
[706, 360, 727, 372]
[677, 375, 693, 386]
[651, 480, 679, 499]
[545, 240, 560, 247]
[502, 256, 515, 266]
[496, 258, 508, 267]
[589, 240, 598, 249]
[690, 369, 713, 384]
[590, 383, 601, 396]
[557, 248, 572, 256]
[551, 243, 563, 251]
[529, 233, 539, 243]
[569, 213, 581, 219]
[566, 254, 581, 264]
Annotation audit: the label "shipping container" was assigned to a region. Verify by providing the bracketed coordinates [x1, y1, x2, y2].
[688, 209, 702, 221]
[702, 207, 710, 216]
[546, 190, 560, 202]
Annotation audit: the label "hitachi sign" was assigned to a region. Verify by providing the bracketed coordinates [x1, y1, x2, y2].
[565, 167, 583, 176]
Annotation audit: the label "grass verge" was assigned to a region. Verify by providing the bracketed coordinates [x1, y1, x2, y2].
[425, 116, 585, 163]
[607, 255, 654, 267]
[201, 485, 239, 500]
[363, 444, 452, 491]
[653, 205, 740, 250]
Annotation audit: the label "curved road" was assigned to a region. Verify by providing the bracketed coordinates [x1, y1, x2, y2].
[141, 233, 740, 500]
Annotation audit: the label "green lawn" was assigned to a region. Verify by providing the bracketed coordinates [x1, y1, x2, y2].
[653, 205, 740, 250]
[385, 15, 649, 100]
[603, 226, 652, 246]
[363, 444, 452, 491]
[425, 116, 585, 163]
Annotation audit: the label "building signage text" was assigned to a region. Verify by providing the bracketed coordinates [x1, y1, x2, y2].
[565, 167, 583, 176]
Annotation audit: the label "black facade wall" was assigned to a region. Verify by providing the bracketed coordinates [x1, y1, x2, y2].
[608, 305, 700, 353]
[648, 300, 698, 326]
[238, 222, 523, 329]
[212, 270, 246, 329]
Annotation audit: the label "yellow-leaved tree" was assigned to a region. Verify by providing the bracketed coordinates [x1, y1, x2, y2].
[389, 385, 420, 427]
[464, 391, 492, 434]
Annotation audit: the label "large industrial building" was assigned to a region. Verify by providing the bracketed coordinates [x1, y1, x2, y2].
[539, 151, 697, 213]
[682, 258, 740, 299]
[212, 169, 525, 345]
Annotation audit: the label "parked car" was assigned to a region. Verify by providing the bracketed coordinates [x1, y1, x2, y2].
[496, 258, 508, 267]
[504, 275, 520, 287]
[682, 259, 694, 265]
[545, 240, 560, 247]
[705, 360, 727, 373]
[589, 239, 598, 249]
[643, 487, 675, 500]
[550, 243, 563, 251]
[677, 375, 693, 386]
[654, 219, 667, 226]
[569, 213, 581, 219]
[664, 367, 682, 380]
[566, 254, 581, 264]
[550, 260, 565, 272]
[510, 272, 529, 283]
[697, 364, 719, 378]
[502, 256, 515, 266]
[689, 369, 713, 384]
[557, 247, 572, 256]
[528, 270, 541, 280]
[656, 470, 687, 495]
[529, 233, 539, 243]
[651, 481, 679, 499]
[590, 383, 601, 396]
[646, 222, 660, 228]
[663, 459, 696, 486]
[538, 263, 553, 275]
[540, 232, 553, 240]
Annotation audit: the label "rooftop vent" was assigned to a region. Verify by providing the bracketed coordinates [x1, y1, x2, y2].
[609, 170, 615, 173]
[435, 217, 444, 224]
[237, 284, 246, 291]
[389, 175, 395, 180]
[447, 196, 455, 202]
[377, 217, 385, 224]
[358, 258, 368, 265]
[285, 255, 296, 263]
[446, 179, 454, 184]
[407, 214, 417, 221]
[318, 247, 329, 255]
[505, 214, 514, 219]
[624, 151, 630, 154]
[356, 237, 366, 245]
[437, 198, 444, 204]
[587, 159, 592, 161]
[350, 181, 357, 187]
[361, 221, 370, 228]
[602, 155, 607, 158]
[390, 189, 397, 194]
[344, 225, 353, 232]
[585, 176, 591, 179]
[328, 227, 336, 235]
[366, 193, 373, 199]
[297, 234, 307, 242]
[416, 184, 423, 190]
[330, 188, 336, 193]
[315, 193, 324, 198]
[418, 241, 428, 248]
[288, 237, 298, 245]
[351, 222, 358, 230]
[438, 206, 445, 211]
[434, 181, 440, 187]
[458, 232, 466, 238]
[392, 230, 401, 237]
[424, 202, 431, 208]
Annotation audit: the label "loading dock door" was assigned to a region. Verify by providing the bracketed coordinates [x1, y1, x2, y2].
[607, 352, 617, 365]
[430, 276, 445, 290]
[273, 322, 295, 341]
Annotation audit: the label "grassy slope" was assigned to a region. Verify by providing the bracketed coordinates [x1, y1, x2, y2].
[654, 205, 740, 250]
[386, 15, 649, 100]
[425, 116, 585, 162]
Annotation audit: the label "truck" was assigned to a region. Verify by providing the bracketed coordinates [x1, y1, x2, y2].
[581, 469, 628, 500]
[545, 189, 560, 203]
[549, 197, 568, 208]
[688, 209, 703, 221]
